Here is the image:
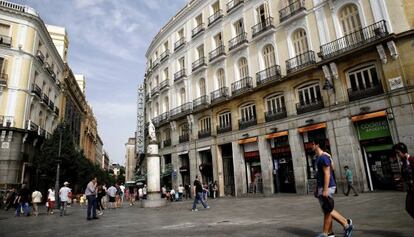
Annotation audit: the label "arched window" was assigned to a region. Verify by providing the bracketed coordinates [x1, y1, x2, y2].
[180, 88, 186, 104]
[263, 44, 276, 69]
[339, 4, 362, 35]
[217, 68, 225, 88]
[240, 103, 256, 122]
[199, 78, 206, 96]
[238, 57, 249, 79]
[298, 83, 322, 106]
[266, 94, 285, 113]
[292, 28, 309, 55]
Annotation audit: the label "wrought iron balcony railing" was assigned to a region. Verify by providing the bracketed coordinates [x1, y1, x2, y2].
[31, 84, 42, 98]
[36, 50, 45, 63]
[252, 17, 274, 38]
[193, 95, 209, 111]
[160, 49, 170, 62]
[208, 10, 223, 26]
[256, 65, 281, 86]
[279, 0, 306, 23]
[239, 117, 257, 130]
[25, 120, 39, 131]
[319, 20, 388, 59]
[159, 112, 169, 125]
[0, 34, 11, 47]
[265, 108, 287, 122]
[151, 85, 160, 96]
[211, 87, 229, 104]
[296, 100, 324, 115]
[192, 57, 207, 72]
[152, 58, 160, 69]
[348, 83, 383, 102]
[209, 45, 226, 62]
[174, 37, 186, 51]
[163, 139, 171, 147]
[192, 23, 205, 38]
[229, 32, 248, 51]
[198, 129, 211, 139]
[159, 79, 169, 90]
[231, 77, 252, 97]
[179, 133, 189, 143]
[0, 115, 13, 127]
[227, 0, 244, 13]
[54, 107, 60, 116]
[0, 73, 8, 87]
[286, 50, 316, 74]
[48, 101, 55, 111]
[169, 102, 192, 119]
[217, 124, 232, 134]
[42, 93, 49, 105]
[174, 69, 186, 82]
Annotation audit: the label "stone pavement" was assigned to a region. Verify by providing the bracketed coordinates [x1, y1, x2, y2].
[0, 192, 413, 237]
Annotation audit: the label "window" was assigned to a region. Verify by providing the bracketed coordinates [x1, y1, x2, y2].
[240, 104, 256, 122]
[0, 57, 7, 75]
[298, 84, 322, 105]
[212, 1, 220, 13]
[292, 29, 309, 55]
[155, 51, 159, 60]
[348, 65, 379, 91]
[164, 129, 171, 140]
[339, 4, 362, 35]
[263, 44, 276, 68]
[163, 68, 169, 80]
[180, 88, 186, 104]
[164, 41, 169, 51]
[256, 3, 270, 23]
[197, 45, 204, 58]
[0, 23, 10, 36]
[178, 29, 184, 38]
[217, 68, 225, 88]
[163, 96, 169, 112]
[214, 33, 222, 47]
[234, 19, 244, 35]
[155, 75, 159, 85]
[180, 123, 189, 136]
[218, 111, 231, 128]
[199, 78, 206, 96]
[179, 57, 185, 69]
[266, 94, 285, 112]
[195, 14, 203, 26]
[199, 117, 211, 131]
[155, 102, 159, 117]
[238, 57, 249, 79]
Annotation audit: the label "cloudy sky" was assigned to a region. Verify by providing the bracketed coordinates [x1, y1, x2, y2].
[14, 0, 187, 164]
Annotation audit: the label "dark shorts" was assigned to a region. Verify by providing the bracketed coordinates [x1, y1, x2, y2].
[318, 187, 335, 214]
[109, 196, 115, 203]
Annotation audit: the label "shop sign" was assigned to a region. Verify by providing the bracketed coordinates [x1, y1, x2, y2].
[244, 151, 260, 161]
[357, 118, 390, 141]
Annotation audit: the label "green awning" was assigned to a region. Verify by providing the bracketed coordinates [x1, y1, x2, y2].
[365, 144, 393, 153]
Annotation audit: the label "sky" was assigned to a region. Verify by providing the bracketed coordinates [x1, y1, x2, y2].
[13, 0, 187, 164]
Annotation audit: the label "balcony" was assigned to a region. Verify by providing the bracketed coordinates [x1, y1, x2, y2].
[152, 58, 160, 70]
[229, 32, 248, 52]
[151, 85, 160, 97]
[38, 127, 46, 137]
[145, 93, 150, 101]
[252, 17, 275, 38]
[231, 77, 252, 97]
[0, 115, 13, 127]
[0, 73, 8, 87]
[179, 133, 189, 143]
[193, 95, 209, 112]
[160, 49, 170, 62]
[279, 0, 306, 23]
[36, 50, 45, 63]
[239, 117, 257, 130]
[209, 45, 226, 62]
[158, 112, 169, 126]
[163, 139, 171, 147]
[169, 102, 192, 120]
[208, 10, 223, 26]
[31, 84, 42, 98]
[152, 116, 161, 127]
[256, 65, 282, 87]
[25, 120, 39, 131]
[348, 84, 383, 102]
[198, 129, 211, 139]
[42, 93, 49, 105]
[54, 107, 60, 116]
[319, 20, 389, 59]
[210, 87, 229, 104]
[192, 24, 205, 38]
[159, 79, 169, 91]
[174, 69, 186, 82]
[192, 57, 207, 72]
[286, 50, 316, 74]
[265, 108, 287, 122]
[296, 100, 324, 115]
[174, 37, 186, 51]
[227, 0, 244, 13]
[48, 101, 54, 111]
[217, 124, 232, 134]
[0, 34, 11, 47]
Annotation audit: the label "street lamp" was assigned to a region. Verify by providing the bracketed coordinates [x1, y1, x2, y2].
[54, 125, 64, 208]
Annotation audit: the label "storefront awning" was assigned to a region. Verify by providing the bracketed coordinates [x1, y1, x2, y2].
[351, 110, 387, 122]
[265, 131, 288, 139]
[238, 136, 258, 144]
[365, 144, 393, 152]
[298, 122, 327, 133]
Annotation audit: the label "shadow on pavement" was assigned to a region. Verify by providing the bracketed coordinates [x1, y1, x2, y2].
[358, 229, 404, 237]
[279, 226, 317, 236]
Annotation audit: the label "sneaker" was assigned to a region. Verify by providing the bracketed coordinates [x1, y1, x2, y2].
[191, 209, 198, 212]
[98, 211, 103, 216]
[328, 232, 335, 237]
[205, 206, 210, 209]
[344, 219, 354, 237]
[315, 233, 328, 237]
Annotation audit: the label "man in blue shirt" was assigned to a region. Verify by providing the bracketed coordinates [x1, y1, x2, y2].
[312, 140, 354, 237]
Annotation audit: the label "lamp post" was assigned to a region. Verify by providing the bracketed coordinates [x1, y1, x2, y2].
[55, 125, 63, 208]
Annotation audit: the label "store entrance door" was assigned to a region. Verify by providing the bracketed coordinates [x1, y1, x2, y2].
[364, 146, 396, 190]
[221, 144, 235, 196]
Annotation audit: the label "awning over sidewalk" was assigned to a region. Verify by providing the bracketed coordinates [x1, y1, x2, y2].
[298, 122, 326, 133]
[351, 110, 387, 122]
[265, 131, 288, 139]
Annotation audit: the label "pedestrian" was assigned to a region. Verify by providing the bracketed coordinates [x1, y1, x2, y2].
[85, 177, 98, 220]
[59, 181, 71, 216]
[115, 184, 122, 208]
[97, 185, 105, 215]
[393, 142, 414, 219]
[143, 184, 147, 199]
[312, 140, 353, 237]
[202, 183, 209, 201]
[47, 187, 55, 215]
[128, 186, 135, 206]
[138, 186, 143, 201]
[106, 184, 117, 209]
[31, 188, 42, 216]
[161, 185, 166, 199]
[191, 175, 209, 211]
[19, 184, 30, 216]
[13, 191, 22, 217]
[5, 188, 16, 211]
[344, 166, 358, 196]
[212, 181, 218, 199]
[178, 184, 184, 201]
[120, 183, 126, 204]
[170, 187, 176, 202]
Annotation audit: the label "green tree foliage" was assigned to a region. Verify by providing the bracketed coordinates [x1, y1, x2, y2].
[33, 123, 114, 194]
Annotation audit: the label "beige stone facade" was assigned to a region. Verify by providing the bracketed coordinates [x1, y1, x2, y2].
[144, 0, 414, 196]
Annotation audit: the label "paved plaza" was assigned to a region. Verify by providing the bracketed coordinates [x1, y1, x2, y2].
[0, 192, 413, 237]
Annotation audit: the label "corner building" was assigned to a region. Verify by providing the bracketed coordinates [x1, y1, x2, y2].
[144, 0, 414, 196]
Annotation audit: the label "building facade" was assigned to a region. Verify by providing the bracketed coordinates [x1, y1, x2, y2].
[0, 1, 64, 186]
[80, 103, 98, 163]
[125, 137, 136, 182]
[143, 0, 414, 196]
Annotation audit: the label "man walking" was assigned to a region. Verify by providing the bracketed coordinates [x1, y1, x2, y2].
[19, 184, 30, 216]
[344, 166, 358, 196]
[191, 175, 209, 211]
[31, 188, 42, 216]
[106, 184, 117, 209]
[59, 181, 71, 216]
[312, 140, 354, 237]
[85, 177, 98, 220]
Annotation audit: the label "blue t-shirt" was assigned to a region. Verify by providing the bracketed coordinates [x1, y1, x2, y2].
[316, 154, 336, 188]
